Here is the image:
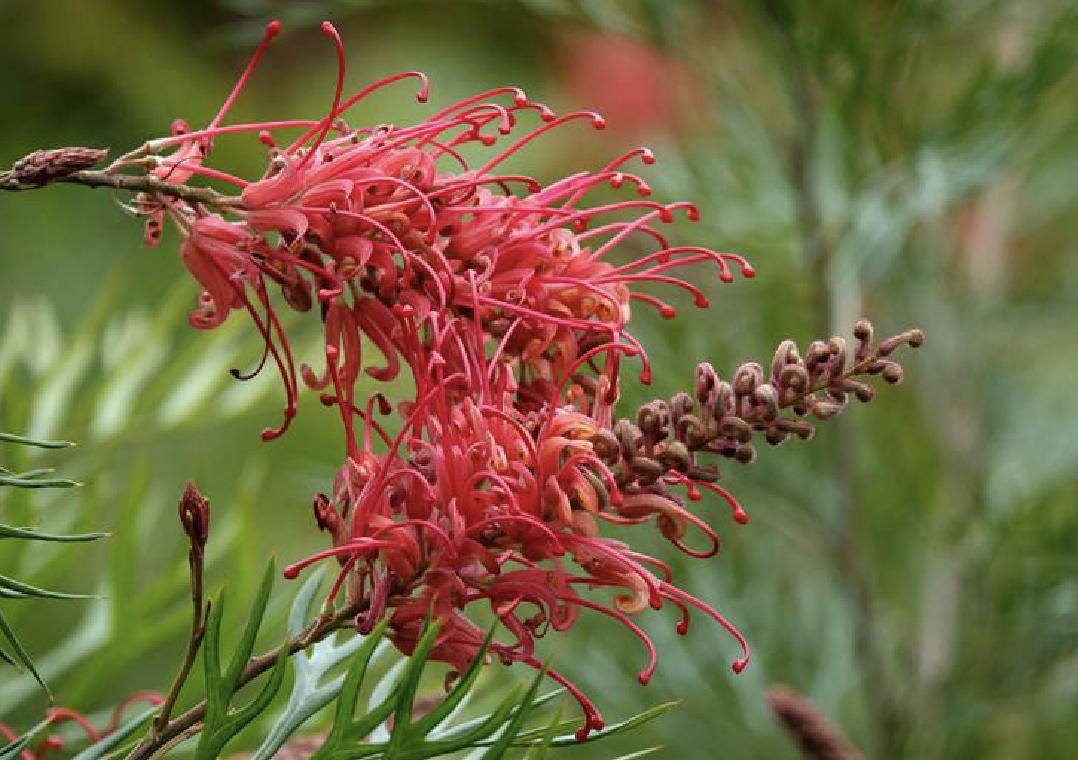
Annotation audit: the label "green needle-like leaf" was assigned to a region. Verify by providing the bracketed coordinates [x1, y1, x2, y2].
[0, 732, 32, 760]
[0, 473, 80, 488]
[609, 747, 664, 760]
[0, 608, 48, 691]
[0, 432, 75, 449]
[522, 698, 566, 760]
[225, 561, 277, 692]
[71, 706, 158, 760]
[433, 689, 564, 743]
[0, 573, 94, 600]
[308, 616, 391, 760]
[512, 701, 678, 748]
[0, 720, 49, 760]
[412, 624, 497, 738]
[0, 523, 108, 542]
[478, 660, 548, 759]
[419, 682, 526, 758]
[384, 614, 442, 754]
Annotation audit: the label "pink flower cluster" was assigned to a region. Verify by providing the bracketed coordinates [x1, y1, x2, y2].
[139, 21, 754, 739]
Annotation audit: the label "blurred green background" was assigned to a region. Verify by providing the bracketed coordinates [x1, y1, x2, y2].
[3, 0, 1078, 757]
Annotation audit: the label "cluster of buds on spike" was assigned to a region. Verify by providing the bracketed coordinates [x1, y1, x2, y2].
[0, 147, 109, 189]
[101, 20, 921, 740]
[597, 320, 924, 489]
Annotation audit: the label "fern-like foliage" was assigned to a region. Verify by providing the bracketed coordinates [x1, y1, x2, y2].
[238, 565, 672, 759]
[196, 560, 290, 760]
[85, 559, 675, 760]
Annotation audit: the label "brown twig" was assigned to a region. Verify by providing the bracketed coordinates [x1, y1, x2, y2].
[1, 147, 239, 208]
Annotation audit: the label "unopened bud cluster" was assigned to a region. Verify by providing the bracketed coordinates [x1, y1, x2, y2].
[3, 147, 109, 188]
[596, 321, 924, 496]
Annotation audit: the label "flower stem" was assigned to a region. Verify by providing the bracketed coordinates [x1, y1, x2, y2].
[151, 545, 207, 735]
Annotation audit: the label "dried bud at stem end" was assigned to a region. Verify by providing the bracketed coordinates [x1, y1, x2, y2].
[179, 481, 211, 550]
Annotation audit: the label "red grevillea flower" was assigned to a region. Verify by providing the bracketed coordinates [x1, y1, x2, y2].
[132, 20, 755, 740]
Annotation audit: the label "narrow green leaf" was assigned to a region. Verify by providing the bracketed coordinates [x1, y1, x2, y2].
[0, 573, 94, 600]
[525, 701, 678, 748]
[0, 473, 80, 488]
[0, 608, 48, 692]
[71, 706, 158, 760]
[384, 614, 442, 753]
[196, 560, 291, 760]
[203, 590, 227, 728]
[5, 468, 53, 479]
[431, 689, 564, 743]
[478, 660, 548, 759]
[523, 698, 566, 760]
[341, 667, 406, 746]
[0, 720, 49, 760]
[421, 683, 526, 757]
[309, 617, 391, 760]
[610, 747, 664, 760]
[0, 432, 75, 449]
[0, 733, 32, 760]
[412, 623, 497, 737]
[0, 523, 108, 542]
[223, 559, 276, 693]
[230, 640, 290, 727]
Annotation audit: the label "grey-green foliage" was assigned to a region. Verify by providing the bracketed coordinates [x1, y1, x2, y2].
[253, 566, 675, 759]
[253, 567, 375, 759]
